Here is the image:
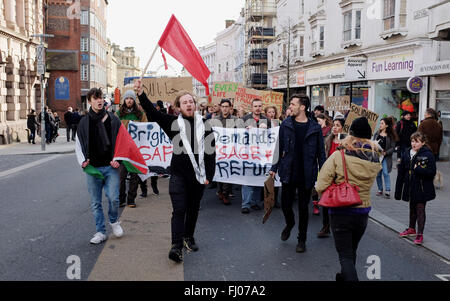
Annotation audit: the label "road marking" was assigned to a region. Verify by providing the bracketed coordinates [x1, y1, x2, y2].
[435, 274, 450, 281]
[0, 154, 62, 179]
[440, 259, 450, 265]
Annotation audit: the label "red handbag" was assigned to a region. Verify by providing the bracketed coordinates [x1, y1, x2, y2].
[318, 149, 363, 208]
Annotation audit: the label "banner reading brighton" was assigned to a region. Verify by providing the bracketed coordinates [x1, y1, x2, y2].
[212, 127, 281, 187]
[128, 121, 173, 176]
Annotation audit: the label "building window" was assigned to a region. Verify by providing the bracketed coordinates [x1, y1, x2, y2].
[355, 10, 361, 39]
[90, 65, 96, 82]
[226, 61, 229, 72]
[319, 26, 324, 50]
[343, 11, 352, 41]
[218, 64, 221, 73]
[299, 36, 304, 57]
[81, 64, 88, 81]
[383, 0, 396, 31]
[399, 0, 407, 27]
[81, 37, 89, 52]
[81, 10, 89, 25]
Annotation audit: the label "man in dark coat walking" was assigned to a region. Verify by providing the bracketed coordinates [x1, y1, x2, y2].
[270, 94, 326, 253]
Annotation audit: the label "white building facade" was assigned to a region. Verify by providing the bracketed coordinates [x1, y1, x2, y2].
[194, 42, 216, 98]
[269, 0, 450, 140]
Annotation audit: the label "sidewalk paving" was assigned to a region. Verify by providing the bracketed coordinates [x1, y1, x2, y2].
[0, 129, 75, 156]
[369, 160, 450, 262]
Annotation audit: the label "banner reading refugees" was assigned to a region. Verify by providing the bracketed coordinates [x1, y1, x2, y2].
[212, 127, 281, 187]
[234, 86, 284, 114]
[128, 121, 173, 176]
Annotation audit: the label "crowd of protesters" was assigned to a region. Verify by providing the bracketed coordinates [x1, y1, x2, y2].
[73, 83, 442, 281]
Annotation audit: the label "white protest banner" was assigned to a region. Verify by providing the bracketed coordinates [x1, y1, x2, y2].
[212, 127, 281, 187]
[128, 121, 173, 178]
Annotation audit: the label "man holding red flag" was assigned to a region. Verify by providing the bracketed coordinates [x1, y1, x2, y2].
[76, 88, 148, 244]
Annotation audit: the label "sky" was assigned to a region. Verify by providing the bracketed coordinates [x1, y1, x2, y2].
[107, 0, 245, 77]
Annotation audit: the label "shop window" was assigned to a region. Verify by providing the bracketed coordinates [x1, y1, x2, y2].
[311, 85, 330, 110]
[436, 91, 450, 160]
[374, 80, 419, 122]
[336, 82, 369, 109]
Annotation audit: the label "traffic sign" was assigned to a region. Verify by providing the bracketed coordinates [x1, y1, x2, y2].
[345, 57, 367, 81]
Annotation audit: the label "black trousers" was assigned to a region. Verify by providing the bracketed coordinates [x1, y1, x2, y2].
[66, 126, 72, 141]
[281, 182, 312, 243]
[330, 213, 368, 281]
[169, 174, 205, 247]
[119, 164, 139, 202]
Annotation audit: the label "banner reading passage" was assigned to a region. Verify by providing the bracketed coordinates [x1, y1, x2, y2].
[213, 127, 281, 187]
[128, 121, 173, 176]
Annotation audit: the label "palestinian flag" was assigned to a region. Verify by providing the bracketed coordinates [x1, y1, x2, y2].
[76, 124, 148, 179]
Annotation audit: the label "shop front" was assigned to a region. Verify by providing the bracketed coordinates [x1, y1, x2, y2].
[367, 51, 425, 125]
[268, 69, 306, 112]
[335, 81, 369, 109]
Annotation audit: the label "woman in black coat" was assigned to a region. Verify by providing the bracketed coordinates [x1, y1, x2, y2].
[395, 132, 436, 245]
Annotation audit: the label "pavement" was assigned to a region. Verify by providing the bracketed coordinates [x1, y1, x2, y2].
[0, 129, 75, 156]
[2, 132, 450, 279]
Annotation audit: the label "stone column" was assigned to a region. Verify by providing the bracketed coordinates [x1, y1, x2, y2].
[4, 0, 18, 31]
[0, 0, 6, 27]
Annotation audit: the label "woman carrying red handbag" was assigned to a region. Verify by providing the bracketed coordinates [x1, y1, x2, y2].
[315, 117, 382, 281]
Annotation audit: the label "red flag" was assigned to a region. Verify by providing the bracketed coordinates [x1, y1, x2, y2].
[158, 15, 211, 95]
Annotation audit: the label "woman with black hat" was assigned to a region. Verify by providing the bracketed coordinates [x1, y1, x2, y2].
[316, 117, 382, 281]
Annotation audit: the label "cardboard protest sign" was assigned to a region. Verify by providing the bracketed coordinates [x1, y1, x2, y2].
[234, 87, 284, 114]
[212, 127, 281, 187]
[211, 82, 239, 105]
[234, 86, 262, 112]
[128, 121, 173, 177]
[343, 104, 379, 134]
[326, 96, 350, 112]
[138, 77, 193, 104]
[261, 90, 284, 116]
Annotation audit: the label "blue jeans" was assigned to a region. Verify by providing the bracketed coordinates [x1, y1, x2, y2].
[241, 185, 263, 209]
[86, 166, 120, 234]
[376, 158, 391, 192]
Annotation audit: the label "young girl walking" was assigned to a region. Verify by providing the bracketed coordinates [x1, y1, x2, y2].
[395, 132, 437, 245]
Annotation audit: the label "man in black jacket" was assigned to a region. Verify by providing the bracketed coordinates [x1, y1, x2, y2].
[134, 80, 216, 263]
[64, 107, 73, 142]
[75, 88, 124, 244]
[270, 94, 326, 253]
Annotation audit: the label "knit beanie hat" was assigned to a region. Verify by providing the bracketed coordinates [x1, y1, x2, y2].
[349, 117, 372, 139]
[122, 90, 136, 102]
[401, 110, 412, 117]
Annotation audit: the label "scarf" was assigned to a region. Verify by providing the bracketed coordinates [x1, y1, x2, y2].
[177, 112, 206, 184]
[88, 108, 111, 154]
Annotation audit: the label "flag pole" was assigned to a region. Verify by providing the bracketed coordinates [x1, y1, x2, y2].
[140, 44, 159, 81]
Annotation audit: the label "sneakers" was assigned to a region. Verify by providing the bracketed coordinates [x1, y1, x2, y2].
[241, 207, 250, 214]
[312, 201, 320, 215]
[183, 237, 199, 252]
[281, 226, 293, 241]
[140, 192, 147, 198]
[90, 232, 107, 244]
[414, 234, 424, 245]
[399, 228, 416, 237]
[384, 192, 391, 199]
[110, 221, 124, 238]
[222, 196, 231, 206]
[251, 204, 261, 210]
[376, 191, 383, 196]
[317, 225, 331, 238]
[168, 245, 183, 263]
[296, 241, 306, 253]
[119, 201, 126, 208]
[217, 191, 224, 201]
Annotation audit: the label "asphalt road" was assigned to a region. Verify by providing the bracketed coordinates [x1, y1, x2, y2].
[0, 153, 115, 281]
[185, 185, 450, 281]
[1, 154, 450, 281]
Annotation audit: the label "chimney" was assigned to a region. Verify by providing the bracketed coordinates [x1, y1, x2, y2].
[225, 20, 235, 28]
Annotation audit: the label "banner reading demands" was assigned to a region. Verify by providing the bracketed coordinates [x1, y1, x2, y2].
[213, 127, 281, 187]
[343, 104, 379, 134]
[128, 121, 173, 176]
[211, 82, 239, 104]
[139, 77, 193, 104]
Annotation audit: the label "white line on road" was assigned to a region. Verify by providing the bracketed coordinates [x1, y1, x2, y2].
[435, 274, 450, 281]
[0, 154, 62, 179]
